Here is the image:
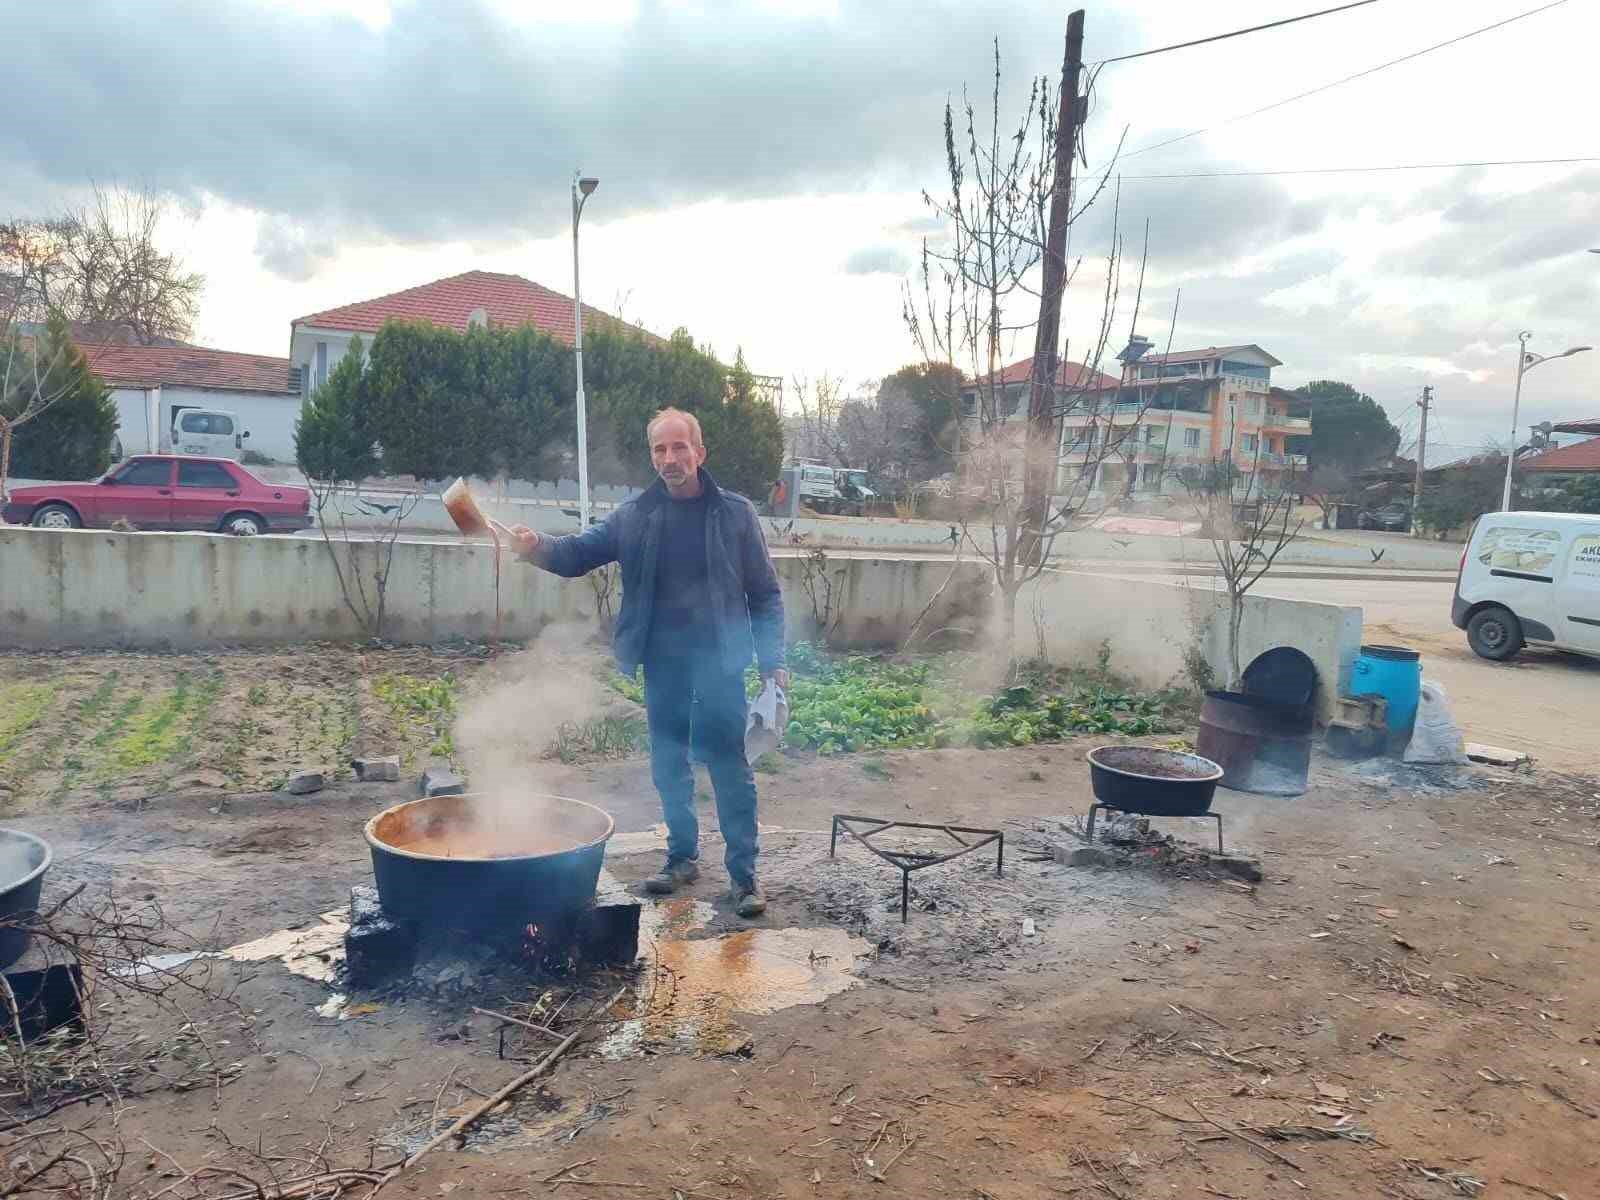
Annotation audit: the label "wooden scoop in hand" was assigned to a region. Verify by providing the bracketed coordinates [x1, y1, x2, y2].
[442, 478, 513, 542]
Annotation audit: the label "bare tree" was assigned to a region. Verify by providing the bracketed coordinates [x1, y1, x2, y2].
[1182, 447, 1304, 690]
[306, 482, 422, 641]
[834, 385, 921, 489]
[1304, 463, 1351, 530]
[0, 185, 203, 346]
[788, 371, 846, 464]
[903, 40, 1146, 664]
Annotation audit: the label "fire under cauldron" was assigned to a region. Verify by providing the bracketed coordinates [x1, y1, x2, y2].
[364, 793, 615, 942]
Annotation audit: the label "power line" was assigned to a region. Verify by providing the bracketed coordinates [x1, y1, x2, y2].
[1120, 0, 1572, 161]
[1090, 0, 1379, 66]
[1120, 155, 1600, 179]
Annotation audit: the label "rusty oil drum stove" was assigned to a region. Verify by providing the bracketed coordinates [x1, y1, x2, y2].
[1196, 648, 1318, 797]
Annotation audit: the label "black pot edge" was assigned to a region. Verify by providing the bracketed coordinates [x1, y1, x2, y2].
[1087, 745, 1224, 785]
[0, 828, 54, 899]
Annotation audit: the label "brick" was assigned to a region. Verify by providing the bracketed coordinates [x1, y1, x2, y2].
[284, 770, 325, 795]
[344, 885, 419, 987]
[352, 755, 401, 783]
[419, 766, 466, 798]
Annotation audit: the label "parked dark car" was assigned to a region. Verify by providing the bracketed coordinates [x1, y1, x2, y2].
[1357, 502, 1412, 533]
[2, 456, 312, 536]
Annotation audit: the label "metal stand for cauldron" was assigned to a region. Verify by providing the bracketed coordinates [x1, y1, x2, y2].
[829, 814, 1003, 923]
[1085, 804, 1224, 854]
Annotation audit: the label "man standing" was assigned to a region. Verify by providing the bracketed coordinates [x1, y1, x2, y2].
[508, 408, 786, 918]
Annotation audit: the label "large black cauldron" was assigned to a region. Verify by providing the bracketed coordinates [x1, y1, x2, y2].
[1, 828, 52, 969]
[364, 794, 613, 939]
[1086, 746, 1224, 816]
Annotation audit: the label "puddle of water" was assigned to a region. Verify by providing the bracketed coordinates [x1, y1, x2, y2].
[223, 909, 349, 984]
[598, 896, 871, 1059]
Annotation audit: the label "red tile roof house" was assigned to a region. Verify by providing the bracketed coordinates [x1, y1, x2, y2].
[288, 270, 644, 394]
[957, 357, 1122, 493]
[79, 343, 302, 463]
[1519, 437, 1600, 488]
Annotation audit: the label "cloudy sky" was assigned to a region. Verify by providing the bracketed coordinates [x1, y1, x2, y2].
[8, 0, 1598, 461]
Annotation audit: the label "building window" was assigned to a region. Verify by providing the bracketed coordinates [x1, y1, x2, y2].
[315, 341, 328, 390]
[1241, 433, 1259, 453]
[1143, 424, 1157, 443]
[1183, 428, 1200, 449]
[1246, 397, 1262, 416]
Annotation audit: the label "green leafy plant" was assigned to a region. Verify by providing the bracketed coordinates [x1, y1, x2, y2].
[374, 672, 459, 757]
[779, 646, 1179, 755]
[550, 715, 650, 763]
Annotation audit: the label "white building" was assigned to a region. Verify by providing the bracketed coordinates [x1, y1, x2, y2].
[82, 343, 303, 463]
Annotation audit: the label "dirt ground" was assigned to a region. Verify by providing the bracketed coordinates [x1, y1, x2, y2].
[6, 657, 1600, 1200]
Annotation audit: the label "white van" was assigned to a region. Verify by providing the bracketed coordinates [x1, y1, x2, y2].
[112, 404, 249, 461]
[1452, 511, 1600, 660]
[170, 407, 248, 460]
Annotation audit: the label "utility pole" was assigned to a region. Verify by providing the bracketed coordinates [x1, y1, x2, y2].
[1020, 7, 1085, 569]
[1412, 385, 1431, 535]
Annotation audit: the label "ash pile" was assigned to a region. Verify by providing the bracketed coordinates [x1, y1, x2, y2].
[1028, 814, 1264, 883]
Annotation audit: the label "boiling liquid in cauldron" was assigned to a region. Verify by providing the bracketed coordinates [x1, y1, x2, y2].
[389, 826, 577, 860]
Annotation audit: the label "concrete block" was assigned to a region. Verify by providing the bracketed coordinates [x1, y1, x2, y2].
[284, 770, 325, 795]
[1466, 742, 1531, 769]
[1054, 843, 1121, 869]
[352, 755, 401, 783]
[581, 898, 642, 966]
[2, 940, 85, 1042]
[345, 886, 419, 988]
[419, 766, 466, 797]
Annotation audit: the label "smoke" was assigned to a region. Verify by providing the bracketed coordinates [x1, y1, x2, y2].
[447, 626, 618, 852]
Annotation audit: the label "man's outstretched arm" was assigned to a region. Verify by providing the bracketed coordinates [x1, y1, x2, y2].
[509, 513, 620, 578]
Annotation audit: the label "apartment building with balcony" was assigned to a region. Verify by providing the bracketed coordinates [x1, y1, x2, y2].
[955, 356, 1121, 491]
[1058, 337, 1310, 497]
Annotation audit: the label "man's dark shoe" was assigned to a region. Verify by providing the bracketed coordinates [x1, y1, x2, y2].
[732, 880, 767, 918]
[643, 858, 700, 895]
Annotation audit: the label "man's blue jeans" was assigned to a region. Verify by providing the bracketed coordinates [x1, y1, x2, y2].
[642, 652, 759, 889]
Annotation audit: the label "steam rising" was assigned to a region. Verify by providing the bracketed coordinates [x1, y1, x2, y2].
[445, 628, 618, 854]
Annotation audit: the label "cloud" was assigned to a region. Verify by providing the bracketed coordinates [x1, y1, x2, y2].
[844, 244, 912, 275]
[4, 1, 1137, 252]
[1390, 170, 1600, 279]
[253, 218, 324, 283]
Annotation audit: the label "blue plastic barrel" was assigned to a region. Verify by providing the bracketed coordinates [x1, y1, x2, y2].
[1351, 644, 1422, 739]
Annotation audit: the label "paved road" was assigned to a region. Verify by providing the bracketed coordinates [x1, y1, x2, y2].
[1251, 575, 1598, 773]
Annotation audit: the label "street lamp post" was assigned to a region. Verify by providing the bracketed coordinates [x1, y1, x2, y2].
[1501, 332, 1591, 512]
[572, 172, 599, 530]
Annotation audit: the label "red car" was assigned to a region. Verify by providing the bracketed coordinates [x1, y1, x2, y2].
[2, 456, 313, 536]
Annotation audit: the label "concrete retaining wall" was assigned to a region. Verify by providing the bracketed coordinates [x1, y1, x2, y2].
[0, 526, 990, 653]
[1022, 570, 1360, 721]
[0, 528, 1357, 717]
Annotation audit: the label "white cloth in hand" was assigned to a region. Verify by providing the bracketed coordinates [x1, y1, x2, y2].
[746, 679, 788, 759]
